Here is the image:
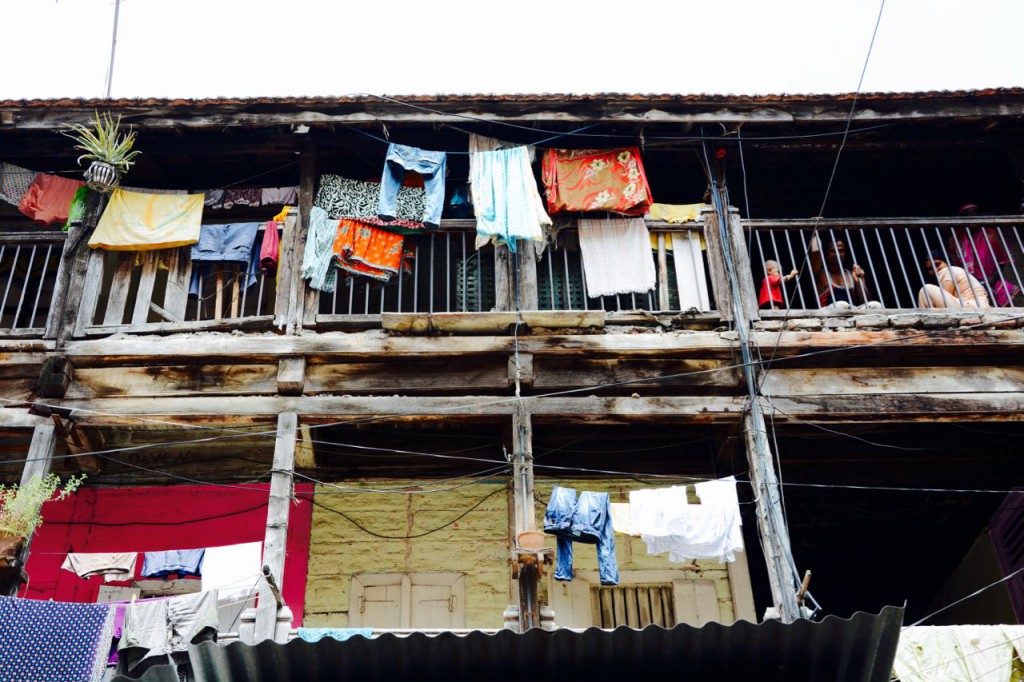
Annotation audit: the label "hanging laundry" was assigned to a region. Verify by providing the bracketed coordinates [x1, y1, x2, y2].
[0, 162, 37, 206]
[260, 186, 298, 205]
[88, 189, 205, 251]
[646, 203, 706, 224]
[108, 604, 127, 665]
[333, 219, 410, 282]
[577, 217, 657, 298]
[118, 590, 219, 670]
[543, 486, 618, 586]
[470, 146, 551, 252]
[260, 220, 281, 273]
[609, 502, 635, 536]
[296, 627, 374, 643]
[315, 174, 426, 233]
[301, 206, 341, 292]
[190, 222, 260, 264]
[0, 595, 115, 682]
[448, 185, 473, 219]
[629, 478, 744, 564]
[63, 186, 90, 232]
[140, 549, 206, 579]
[378, 143, 446, 229]
[272, 205, 293, 223]
[18, 173, 86, 225]
[201, 542, 263, 601]
[61, 552, 138, 582]
[204, 189, 225, 210]
[541, 147, 653, 215]
[220, 188, 261, 210]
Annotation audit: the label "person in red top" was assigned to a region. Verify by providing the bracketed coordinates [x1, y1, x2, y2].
[758, 260, 798, 309]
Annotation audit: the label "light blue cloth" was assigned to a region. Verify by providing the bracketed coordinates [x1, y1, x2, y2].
[470, 146, 549, 252]
[296, 628, 373, 643]
[301, 206, 339, 292]
[544, 487, 618, 586]
[187, 223, 262, 297]
[140, 549, 206, 578]
[378, 143, 446, 228]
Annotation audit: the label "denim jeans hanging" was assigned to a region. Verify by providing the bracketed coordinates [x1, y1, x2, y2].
[543, 486, 619, 586]
[377, 143, 446, 229]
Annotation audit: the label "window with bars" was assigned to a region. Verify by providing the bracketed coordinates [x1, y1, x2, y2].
[590, 583, 677, 629]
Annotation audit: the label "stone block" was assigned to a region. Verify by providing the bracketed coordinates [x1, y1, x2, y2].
[889, 314, 920, 329]
[852, 314, 889, 328]
[785, 318, 823, 330]
[753, 320, 784, 331]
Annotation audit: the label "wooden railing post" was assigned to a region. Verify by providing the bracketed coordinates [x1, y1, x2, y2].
[276, 143, 316, 334]
[44, 190, 106, 343]
[495, 244, 539, 312]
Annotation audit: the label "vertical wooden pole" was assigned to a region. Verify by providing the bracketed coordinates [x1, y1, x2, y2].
[3, 424, 58, 596]
[277, 144, 316, 333]
[45, 191, 107, 343]
[516, 246, 539, 311]
[254, 412, 297, 642]
[511, 405, 539, 631]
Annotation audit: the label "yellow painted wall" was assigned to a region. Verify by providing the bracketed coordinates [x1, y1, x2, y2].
[304, 478, 744, 628]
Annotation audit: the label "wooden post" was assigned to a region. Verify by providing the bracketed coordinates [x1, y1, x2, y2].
[276, 144, 316, 333]
[517, 246, 539, 311]
[511, 404, 539, 631]
[45, 191, 107, 343]
[728, 208, 760, 322]
[3, 424, 58, 596]
[702, 206, 734, 321]
[254, 412, 297, 642]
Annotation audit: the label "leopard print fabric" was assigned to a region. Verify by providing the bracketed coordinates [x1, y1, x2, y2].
[314, 174, 426, 231]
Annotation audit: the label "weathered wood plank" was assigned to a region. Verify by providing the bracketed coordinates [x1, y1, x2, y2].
[163, 247, 192, 322]
[66, 364, 279, 399]
[63, 329, 1024, 364]
[0, 409, 54, 428]
[73, 249, 106, 336]
[656, 233, 670, 311]
[277, 356, 305, 396]
[381, 311, 605, 334]
[55, 392, 1024, 425]
[45, 191, 105, 342]
[532, 358, 739, 390]
[728, 210, 759, 322]
[762, 366, 1024, 396]
[131, 252, 160, 325]
[82, 315, 274, 337]
[702, 207, 733, 321]
[305, 360, 507, 394]
[103, 253, 134, 326]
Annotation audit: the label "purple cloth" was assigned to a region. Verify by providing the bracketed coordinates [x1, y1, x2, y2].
[0, 596, 115, 682]
[109, 604, 127, 665]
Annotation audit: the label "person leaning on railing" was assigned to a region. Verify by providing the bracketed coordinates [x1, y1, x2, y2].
[917, 250, 990, 308]
[809, 233, 879, 309]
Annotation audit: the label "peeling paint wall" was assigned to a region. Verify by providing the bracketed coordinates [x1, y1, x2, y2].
[304, 478, 747, 629]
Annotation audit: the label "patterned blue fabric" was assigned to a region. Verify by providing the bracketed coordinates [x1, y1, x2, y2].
[0, 596, 115, 682]
[296, 627, 373, 643]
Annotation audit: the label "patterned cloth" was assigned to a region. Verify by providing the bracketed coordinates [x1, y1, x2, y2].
[89, 189, 205, 251]
[0, 596, 115, 682]
[260, 186, 298, 205]
[333, 219, 409, 282]
[577, 217, 657, 297]
[302, 206, 341, 292]
[315, 174, 426, 233]
[221, 188, 261, 209]
[18, 173, 86, 225]
[542, 147, 653, 215]
[0, 162, 37, 206]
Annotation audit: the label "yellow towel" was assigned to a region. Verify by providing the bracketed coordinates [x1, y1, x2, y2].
[89, 189, 205, 251]
[649, 231, 707, 252]
[647, 203, 705, 224]
[273, 206, 294, 223]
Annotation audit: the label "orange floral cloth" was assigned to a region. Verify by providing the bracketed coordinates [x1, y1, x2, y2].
[18, 174, 85, 225]
[332, 219, 412, 282]
[541, 147, 653, 215]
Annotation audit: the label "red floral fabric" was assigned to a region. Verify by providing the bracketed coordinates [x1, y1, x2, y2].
[542, 147, 653, 215]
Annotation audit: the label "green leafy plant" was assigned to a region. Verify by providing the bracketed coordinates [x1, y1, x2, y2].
[61, 111, 141, 174]
[0, 474, 85, 539]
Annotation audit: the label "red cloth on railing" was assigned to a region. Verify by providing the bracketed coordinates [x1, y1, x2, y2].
[541, 147, 653, 215]
[18, 174, 85, 225]
[23, 484, 313, 626]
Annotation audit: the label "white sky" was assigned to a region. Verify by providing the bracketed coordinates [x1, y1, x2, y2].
[3, 0, 1022, 100]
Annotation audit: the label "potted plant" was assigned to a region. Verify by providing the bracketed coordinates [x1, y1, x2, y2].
[0, 473, 84, 566]
[61, 111, 141, 193]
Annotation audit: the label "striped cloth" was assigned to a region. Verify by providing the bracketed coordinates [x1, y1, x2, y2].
[577, 217, 656, 298]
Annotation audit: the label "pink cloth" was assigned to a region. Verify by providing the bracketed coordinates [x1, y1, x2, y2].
[949, 227, 1019, 306]
[260, 221, 281, 272]
[18, 174, 86, 225]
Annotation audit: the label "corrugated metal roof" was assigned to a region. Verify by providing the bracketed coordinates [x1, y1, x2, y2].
[113, 606, 904, 682]
[1, 88, 1022, 109]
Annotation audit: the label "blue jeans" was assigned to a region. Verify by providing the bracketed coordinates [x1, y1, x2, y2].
[378, 143, 446, 229]
[544, 486, 618, 586]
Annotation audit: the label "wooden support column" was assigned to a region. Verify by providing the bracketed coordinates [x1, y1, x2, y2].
[45, 191, 107, 344]
[702, 206, 734, 321]
[511, 404, 540, 632]
[3, 424, 58, 596]
[254, 412, 297, 643]
[495, 244, 539, 312]
[276, 144, 316, 333]
[727, 208, 760, 322]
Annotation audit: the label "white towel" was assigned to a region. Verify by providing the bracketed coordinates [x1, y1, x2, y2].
[201, 542, 263, 602]
[577, 217, 657, 298]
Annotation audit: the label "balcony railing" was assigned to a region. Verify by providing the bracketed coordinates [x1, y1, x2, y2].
[746, 216, 1024, 311]
[0, 231, 63, 337]
[537, 226, 714, 315]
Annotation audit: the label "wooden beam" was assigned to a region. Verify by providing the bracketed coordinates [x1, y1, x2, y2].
[276, 357, 306, 396]
[294, 424, 316, 469]
[254, 412, 297, 643]
[762, 366, 1024, 396]
[381, 311, 604, 334]
[44, 191, 105, 342]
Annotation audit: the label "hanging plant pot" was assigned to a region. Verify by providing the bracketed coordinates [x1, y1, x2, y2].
[0, 532, 24, 568]
[84, 160, 121, 193]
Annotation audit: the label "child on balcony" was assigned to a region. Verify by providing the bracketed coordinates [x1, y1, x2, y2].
[758, 260, 798, 310]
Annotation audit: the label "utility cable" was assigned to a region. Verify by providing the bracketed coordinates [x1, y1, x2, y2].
[909, 565, 1024, 626]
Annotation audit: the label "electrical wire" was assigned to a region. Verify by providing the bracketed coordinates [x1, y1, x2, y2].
[294, 466, 510, 494]
[909, 565, 1024, 626]
[310, 485, 508, 540]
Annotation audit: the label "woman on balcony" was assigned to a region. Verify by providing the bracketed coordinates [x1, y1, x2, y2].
[917, 251, 990, 308]
[809, 233, 875, 309]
